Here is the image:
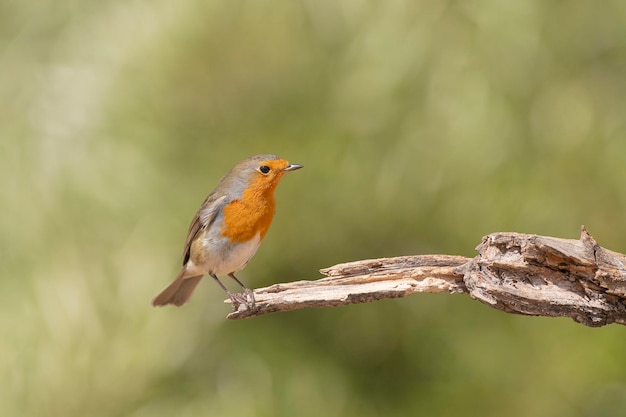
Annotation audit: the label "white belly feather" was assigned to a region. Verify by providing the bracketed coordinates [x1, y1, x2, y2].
[205, 233, 261, 276]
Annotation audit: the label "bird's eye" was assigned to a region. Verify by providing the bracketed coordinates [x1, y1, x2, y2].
[259, 165, 270, 174]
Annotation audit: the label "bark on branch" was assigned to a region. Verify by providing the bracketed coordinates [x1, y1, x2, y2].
[227, 226, 626, 327]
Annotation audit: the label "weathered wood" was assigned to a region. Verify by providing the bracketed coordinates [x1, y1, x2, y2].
[227, 226, 626, 327]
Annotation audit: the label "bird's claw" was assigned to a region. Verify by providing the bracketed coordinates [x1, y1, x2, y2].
[227, 290, 256, 311]
[244, 288, 256, 308]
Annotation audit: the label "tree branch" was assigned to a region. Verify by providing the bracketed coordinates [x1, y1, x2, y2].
[227, 226, 626, 327]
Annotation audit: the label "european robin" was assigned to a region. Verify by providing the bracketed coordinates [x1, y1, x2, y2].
[151, 154, 303, 309]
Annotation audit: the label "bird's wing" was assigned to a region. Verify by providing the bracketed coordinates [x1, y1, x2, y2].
[182, 194, 227, 266]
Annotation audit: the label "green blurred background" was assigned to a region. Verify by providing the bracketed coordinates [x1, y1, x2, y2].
[3, 0, 626, 416]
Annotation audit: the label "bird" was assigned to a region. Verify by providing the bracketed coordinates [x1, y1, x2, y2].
[151, 154, 303, 309]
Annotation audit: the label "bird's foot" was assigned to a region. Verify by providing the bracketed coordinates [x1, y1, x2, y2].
[244, 288, 256, 309]
[227, 292, 247, 311]
[227, 290, 256, 311]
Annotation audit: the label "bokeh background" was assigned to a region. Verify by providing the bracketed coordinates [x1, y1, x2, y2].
[3, 1, 626, 416]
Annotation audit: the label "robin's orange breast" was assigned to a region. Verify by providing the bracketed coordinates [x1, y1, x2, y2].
[220, 176, 280, 243]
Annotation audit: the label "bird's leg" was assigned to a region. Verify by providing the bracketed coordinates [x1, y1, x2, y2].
[209, 273, 247, 310]
[228, 272, 256, 308]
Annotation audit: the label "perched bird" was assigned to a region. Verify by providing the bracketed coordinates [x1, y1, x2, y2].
[151, 154, 303, 309]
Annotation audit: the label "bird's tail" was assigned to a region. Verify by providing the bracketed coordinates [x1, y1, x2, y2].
[151, 270, 203, 307]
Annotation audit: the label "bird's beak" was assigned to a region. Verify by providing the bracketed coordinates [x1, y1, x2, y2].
[283, 164, 303, 172]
